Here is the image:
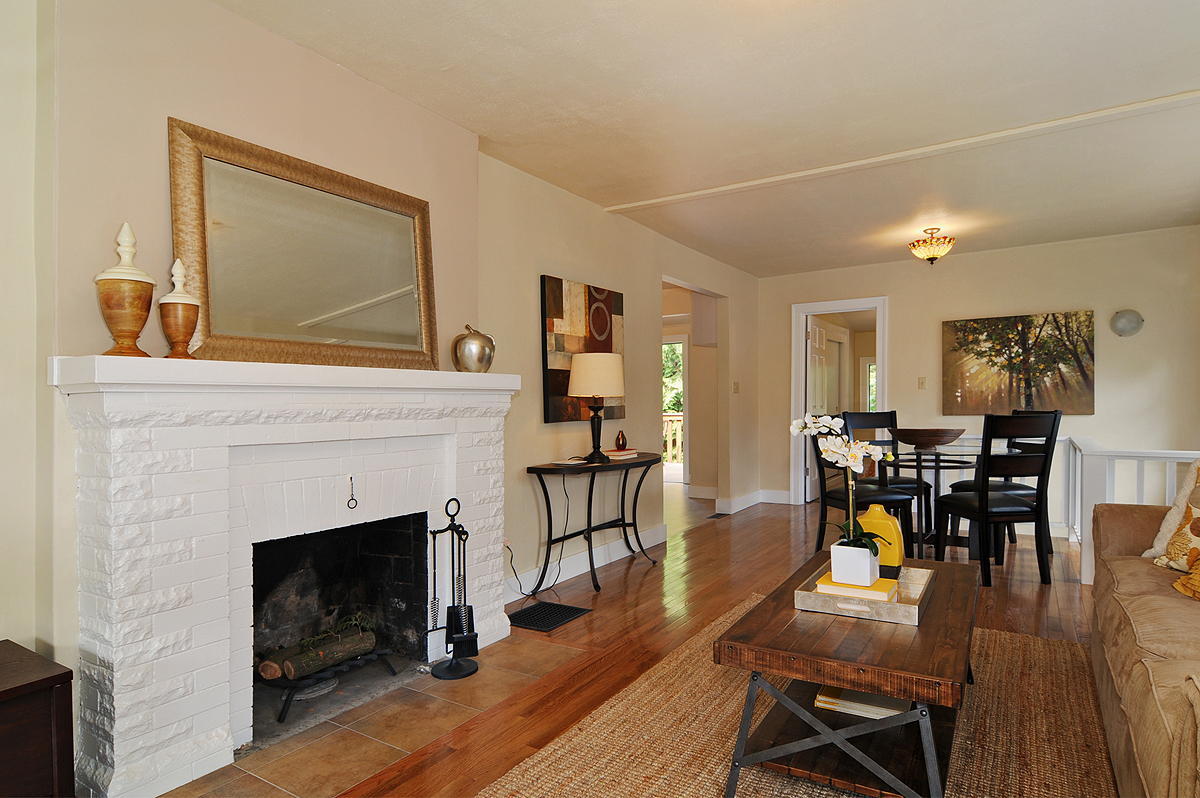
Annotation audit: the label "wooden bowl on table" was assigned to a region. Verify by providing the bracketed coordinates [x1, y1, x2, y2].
[888, 428, 966, 450]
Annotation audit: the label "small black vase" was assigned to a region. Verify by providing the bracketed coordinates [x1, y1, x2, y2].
[615, 430, 627, 451]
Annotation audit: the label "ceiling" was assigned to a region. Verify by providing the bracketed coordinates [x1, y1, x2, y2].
[210, 0, 1200, 277]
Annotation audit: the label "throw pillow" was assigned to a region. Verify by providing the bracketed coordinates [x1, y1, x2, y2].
[1157, 487, 1200, 571]
[1144, 459, 1200, 560]
[1173, 547, 1200, 600]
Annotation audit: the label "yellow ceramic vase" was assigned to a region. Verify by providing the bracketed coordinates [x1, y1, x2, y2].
[858, 504, 904, 579]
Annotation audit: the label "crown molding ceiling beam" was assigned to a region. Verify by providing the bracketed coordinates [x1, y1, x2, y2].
[605, 89, 1200, 215]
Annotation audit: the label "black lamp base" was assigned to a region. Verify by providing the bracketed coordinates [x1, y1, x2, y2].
[583, 398, 609, 464]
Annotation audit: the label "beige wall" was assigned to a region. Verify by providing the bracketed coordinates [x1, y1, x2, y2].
[479, 154, 759, 575]
[758, 226, 1200, 493]
[1, 0, 39, 649]
[55, 0, 480, 361]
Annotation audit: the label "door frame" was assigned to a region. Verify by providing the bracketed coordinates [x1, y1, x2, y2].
[790, 297, 888, 505]
[662, 334, 690, 485]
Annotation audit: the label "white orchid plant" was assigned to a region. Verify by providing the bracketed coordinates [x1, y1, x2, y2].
[790, 414, 894, 555]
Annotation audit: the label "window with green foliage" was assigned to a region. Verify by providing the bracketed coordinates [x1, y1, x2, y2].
[867, 363, 877, 412]
[662, 342, 683, 412]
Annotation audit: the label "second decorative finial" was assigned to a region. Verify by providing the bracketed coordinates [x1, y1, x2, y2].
[158, 259, 200, 359]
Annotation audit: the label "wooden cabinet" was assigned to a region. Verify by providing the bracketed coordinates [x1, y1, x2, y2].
[0, 640, 74, 797]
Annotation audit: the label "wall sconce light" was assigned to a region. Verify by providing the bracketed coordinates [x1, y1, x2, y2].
[1110, 309, 1144, 337]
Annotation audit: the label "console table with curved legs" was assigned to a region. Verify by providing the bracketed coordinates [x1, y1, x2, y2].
[526, 452, 661, 593]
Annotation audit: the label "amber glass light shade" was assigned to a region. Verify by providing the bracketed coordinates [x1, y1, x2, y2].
[909, 228, 955, 263]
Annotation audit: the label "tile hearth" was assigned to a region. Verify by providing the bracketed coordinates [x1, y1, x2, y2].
[163, 635, 583, 798]
[51, 357, 520, 798]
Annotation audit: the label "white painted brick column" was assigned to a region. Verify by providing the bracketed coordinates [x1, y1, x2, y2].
[51, 357, 519, 798]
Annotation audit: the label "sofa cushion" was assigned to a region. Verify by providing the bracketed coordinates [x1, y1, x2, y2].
[1101, 555, 1182, 599]
[1123, 594, 1200, 663]
[1122, 659, 1200, 798]
[1100, 591, 1200, 700]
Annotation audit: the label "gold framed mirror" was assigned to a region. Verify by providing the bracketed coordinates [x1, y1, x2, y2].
[168, 118, 438, 369]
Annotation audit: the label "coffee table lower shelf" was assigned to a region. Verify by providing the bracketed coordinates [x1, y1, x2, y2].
[731, 678, 956, 798]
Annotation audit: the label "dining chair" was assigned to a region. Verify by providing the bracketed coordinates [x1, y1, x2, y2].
[947, 409, 1063, 544]
[841, 411, 933, 529]
[809, 433, 916, 556]
[934, 411, 1062, 586]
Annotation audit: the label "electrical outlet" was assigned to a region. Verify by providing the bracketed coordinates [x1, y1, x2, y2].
[733, 381, 740, 394]
[918, 377, 928, 390]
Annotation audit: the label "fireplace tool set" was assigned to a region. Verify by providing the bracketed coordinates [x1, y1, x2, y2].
[428, 497, 480, 680]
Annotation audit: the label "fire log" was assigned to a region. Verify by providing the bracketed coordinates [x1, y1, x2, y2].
[257, 631, 376, 680]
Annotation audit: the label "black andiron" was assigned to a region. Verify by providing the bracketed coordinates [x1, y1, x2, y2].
[428, 498, 480, 680]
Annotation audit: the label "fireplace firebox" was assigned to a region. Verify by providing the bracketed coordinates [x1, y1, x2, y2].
[253, 513, 429, 663]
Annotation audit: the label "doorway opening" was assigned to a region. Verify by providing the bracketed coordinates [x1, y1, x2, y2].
[662, 279, 719, 532]
[790, 298, 888, 505]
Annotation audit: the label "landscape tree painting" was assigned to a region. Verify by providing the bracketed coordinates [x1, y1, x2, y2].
[942, 311, 1094, 415]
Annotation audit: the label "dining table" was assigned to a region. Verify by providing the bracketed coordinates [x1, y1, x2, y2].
[884, 439, 980, 559]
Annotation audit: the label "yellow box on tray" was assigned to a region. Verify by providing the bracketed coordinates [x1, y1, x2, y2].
[814, 572, 899, 602]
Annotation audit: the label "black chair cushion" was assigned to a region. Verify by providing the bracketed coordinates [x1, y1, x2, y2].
[858, 475, 930, 490]
[938, 491, 1037, 516]
[948, 478, 1035, 496]
[828, 484, 915, 505]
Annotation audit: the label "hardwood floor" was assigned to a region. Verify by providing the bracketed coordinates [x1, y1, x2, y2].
[342, 501, 1091, 797]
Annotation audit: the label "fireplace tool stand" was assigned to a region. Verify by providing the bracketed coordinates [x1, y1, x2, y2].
[429, 497, 480, 680]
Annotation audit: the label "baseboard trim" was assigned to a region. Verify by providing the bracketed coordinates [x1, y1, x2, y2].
[503, 523, 668, 605]
[717, 491, 766, 515]
[758, 489, 793, 505]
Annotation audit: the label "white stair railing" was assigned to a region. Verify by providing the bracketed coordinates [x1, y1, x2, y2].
[1066, 436, 1200, 585]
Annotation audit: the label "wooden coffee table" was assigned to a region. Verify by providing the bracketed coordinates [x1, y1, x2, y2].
[714, 554, 978, 798]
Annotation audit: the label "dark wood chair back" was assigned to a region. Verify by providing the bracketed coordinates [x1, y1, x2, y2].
[842, 411, 899, 485]
[976, 412, 1062, 508]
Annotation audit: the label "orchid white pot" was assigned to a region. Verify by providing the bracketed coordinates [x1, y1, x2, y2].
[830, 542, 879, 587]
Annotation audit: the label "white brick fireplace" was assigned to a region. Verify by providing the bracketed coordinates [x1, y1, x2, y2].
[50, 356, 520, 798]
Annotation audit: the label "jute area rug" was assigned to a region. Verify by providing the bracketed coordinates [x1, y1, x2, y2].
[479, 596, 1116, 798]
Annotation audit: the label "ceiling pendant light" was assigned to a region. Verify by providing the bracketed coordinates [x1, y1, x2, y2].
[909, 228, 955, 264]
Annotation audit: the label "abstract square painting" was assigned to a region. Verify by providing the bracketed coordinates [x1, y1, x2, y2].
[943, 310, 1094, 415]
[541, 274, 625, 423]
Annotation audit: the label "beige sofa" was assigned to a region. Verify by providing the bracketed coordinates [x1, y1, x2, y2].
[1092, 503, 1200, 797]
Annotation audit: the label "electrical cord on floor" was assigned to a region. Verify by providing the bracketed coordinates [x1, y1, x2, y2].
[506, 474, 570, 597]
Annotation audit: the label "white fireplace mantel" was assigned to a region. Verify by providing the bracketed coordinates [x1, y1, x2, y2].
[49, 354, 520, 396]
[50, 356, 519, 798]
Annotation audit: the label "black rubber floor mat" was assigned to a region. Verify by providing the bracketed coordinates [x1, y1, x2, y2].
[507, 601, 591, 632]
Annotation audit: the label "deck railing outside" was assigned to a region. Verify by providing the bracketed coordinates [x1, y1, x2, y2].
[663, 413, 684, 463]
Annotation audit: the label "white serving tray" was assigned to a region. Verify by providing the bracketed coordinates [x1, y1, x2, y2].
[794, 564, 936, 626]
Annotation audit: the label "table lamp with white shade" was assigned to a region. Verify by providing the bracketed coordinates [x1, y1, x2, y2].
[567, 352, 625, 464]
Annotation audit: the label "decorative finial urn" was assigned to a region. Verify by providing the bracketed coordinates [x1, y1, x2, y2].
[158, 259, 200, 359]
[94, 223, 157, 356]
